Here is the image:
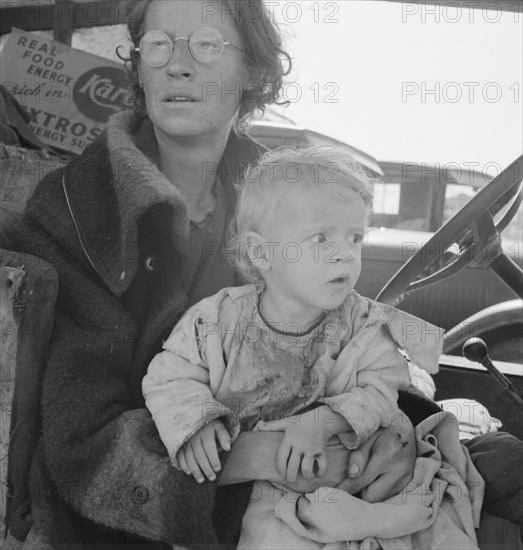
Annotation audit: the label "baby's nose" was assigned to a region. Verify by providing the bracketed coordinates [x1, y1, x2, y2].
[335, 241, 355, 262]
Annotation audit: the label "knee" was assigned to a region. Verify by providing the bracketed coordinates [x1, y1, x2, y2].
[465, 432, 523, 500]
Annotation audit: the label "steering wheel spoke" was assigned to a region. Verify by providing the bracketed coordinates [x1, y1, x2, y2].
[377, 155, 523, 306]
[493, 183, 522, 235]
[407, 248, 472, 292]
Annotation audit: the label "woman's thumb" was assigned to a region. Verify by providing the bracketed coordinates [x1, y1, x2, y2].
[348, 436, 373, 477]
[337, 433, 375, 493]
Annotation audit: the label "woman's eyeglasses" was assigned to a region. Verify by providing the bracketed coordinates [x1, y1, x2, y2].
[135, 27, 244, 66]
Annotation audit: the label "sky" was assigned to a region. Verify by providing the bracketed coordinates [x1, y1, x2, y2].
[271, 1, 522, 172]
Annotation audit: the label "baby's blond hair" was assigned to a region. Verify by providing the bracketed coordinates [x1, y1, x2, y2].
[229, 145, 376, 283]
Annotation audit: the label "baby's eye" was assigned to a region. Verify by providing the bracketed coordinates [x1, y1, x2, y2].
[310, 233, 327, 244]
[351, 233, 365, 245]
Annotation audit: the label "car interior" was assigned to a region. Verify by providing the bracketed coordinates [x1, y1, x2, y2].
[0, 0, 521, 547]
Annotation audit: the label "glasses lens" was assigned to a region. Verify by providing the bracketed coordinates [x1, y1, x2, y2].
[190, 27, 224, 63]
[140, 31, 172, 66]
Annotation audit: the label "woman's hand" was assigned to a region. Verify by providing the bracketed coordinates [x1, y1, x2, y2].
[337, 410, 416, 502]
[219, 431, 349, 490]
[220, 409, 416, 501]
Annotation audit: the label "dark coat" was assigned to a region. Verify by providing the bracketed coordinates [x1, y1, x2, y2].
[10, 110, 441, 548]
[13, 111, 265, 548]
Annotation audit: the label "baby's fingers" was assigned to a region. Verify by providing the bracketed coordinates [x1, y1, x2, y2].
[277, 440, 292, 478]
[182, 446, 205, 484]
[214, 422, 231, 452]
[177, 447, 191, 476]
[286, 449, 302, 483]
[202, 436, 221, 475]
[190, 438, 216, 482]
[300, 454, 316, 480]
[315, 453, 328, 478]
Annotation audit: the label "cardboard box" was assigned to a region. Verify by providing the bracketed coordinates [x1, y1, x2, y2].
[1, 28, 132, 153]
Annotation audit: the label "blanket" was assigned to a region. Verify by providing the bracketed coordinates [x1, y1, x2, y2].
[241, 412, 484, 549]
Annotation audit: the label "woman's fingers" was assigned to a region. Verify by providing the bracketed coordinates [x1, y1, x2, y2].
[338, 430, 386, 495]
[362, 471, 413, 503]
[338, 424, 416, 501]
[296, 494, 311, 520]
[338, 431, 378, 493]
[360, 473, 395, 503]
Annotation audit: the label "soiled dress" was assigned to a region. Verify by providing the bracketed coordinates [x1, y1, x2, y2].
[142, 284, 445, 547]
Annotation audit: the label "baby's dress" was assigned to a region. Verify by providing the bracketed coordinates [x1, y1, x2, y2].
[143, 284, 445, 548]
[143, 284, 443, 457]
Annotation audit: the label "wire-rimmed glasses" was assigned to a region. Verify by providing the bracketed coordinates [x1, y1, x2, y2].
[135, 27, 244, 66]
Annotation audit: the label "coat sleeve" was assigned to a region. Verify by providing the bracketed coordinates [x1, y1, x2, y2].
[16, 173, 220, 545]
[143, 303, 240, 467]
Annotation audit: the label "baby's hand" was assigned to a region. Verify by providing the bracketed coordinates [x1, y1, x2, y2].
[176, 419, 231, 483]
[277, 415, 329, 483]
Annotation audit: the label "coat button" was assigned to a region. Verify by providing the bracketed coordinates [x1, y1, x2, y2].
[144, 254, 161, 273]
[131, 485, 149, 504]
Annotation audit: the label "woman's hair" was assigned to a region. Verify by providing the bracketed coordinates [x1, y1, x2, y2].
[229, 145, 376, 283]
[119, 0, 291, 130]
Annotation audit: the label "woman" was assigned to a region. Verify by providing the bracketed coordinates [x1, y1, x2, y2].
[7, 0, 520, 547]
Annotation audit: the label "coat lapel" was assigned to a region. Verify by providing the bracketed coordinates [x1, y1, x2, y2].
[64, 112, 264, 297]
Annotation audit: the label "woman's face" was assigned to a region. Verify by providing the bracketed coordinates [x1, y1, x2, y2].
[138, 0, 252, 142]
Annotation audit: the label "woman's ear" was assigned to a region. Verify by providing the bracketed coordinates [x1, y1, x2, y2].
[245, 231, 271, 272]
[244, 79, 260, 92]
[243, 67, 263, 95]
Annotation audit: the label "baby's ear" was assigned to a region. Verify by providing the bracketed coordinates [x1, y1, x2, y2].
[245, 231, 271, 271]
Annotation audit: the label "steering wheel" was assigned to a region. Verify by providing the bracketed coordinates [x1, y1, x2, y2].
[376, 155, 523, 307]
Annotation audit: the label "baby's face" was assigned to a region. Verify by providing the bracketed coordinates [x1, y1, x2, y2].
[263, 186, 367, 317]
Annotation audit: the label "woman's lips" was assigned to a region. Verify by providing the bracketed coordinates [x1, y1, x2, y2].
[165, 97, 198, 103]
[163, 91, 200, 103]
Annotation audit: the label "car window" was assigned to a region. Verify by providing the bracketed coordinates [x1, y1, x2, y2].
[373, 182, 400, 216]
[371, 180, 432, 231]
[495, 196, 523, 245]
[442, 181, 523, 245]
[443, 184, 476, 224]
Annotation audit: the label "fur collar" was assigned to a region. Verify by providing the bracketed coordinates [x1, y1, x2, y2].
[106, 110, 190, 256]
[63, 110, 263, 296]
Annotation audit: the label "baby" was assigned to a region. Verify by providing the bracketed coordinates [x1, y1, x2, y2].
[143, 145, 450, 548]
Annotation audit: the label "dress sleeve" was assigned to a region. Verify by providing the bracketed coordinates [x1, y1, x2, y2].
[320, 324, 411, 448]
[319, 295, 424, 448]
[142, 298, 240, 467]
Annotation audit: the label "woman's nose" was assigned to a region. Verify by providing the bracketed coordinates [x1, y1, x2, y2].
[165, 38, 194, 78]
